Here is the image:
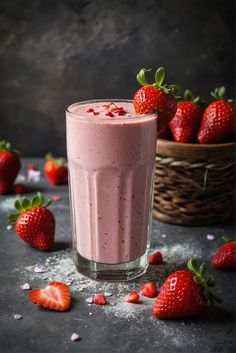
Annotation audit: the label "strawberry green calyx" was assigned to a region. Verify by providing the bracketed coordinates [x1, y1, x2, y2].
[45, 152, 66, 167]
[8, 192, 52, 224]
[211, 86, 235, 104]
[136, 67, 181, 99]
[183, 89, 206, 108]
[187, 257, 221, 305]
[0, 140, 20, 154]
[222, 236, 236, 244]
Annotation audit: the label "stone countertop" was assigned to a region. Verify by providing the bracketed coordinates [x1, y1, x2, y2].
[0, 159, 235, 353]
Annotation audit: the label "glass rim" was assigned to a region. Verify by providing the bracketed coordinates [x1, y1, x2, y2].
[66, 99, 157, 122]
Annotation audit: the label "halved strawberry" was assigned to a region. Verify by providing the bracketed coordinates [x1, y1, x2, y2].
[29, 282, 71, 311]
[149, 251, 163, 265]
[126, 291, 140, 303]
[140, 282, 158, 298]
[93, 294, 107, 305]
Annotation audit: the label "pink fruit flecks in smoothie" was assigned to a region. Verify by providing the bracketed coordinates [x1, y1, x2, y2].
[66, 101, 157, 264]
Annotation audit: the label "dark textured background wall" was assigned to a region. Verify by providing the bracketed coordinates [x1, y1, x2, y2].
[0, 0, 235, 156]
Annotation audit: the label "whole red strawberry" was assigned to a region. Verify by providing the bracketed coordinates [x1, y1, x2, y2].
[158, 126, 173, 140]
[169, 90, 204, 143]
[211, 239, 236, 271]
[0, 140, 21, 194]
[197, 87, 235, 144]
[44, 152, 68, 186]
[133, 67, 180, 135]
[153, 258, 220, 319]
[8, 192, 55, 250]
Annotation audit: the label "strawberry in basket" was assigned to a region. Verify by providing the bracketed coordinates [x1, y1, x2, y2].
[133, 67, 180, 135]
[198, 86, 235, 144]
[169, 90, 205, 143]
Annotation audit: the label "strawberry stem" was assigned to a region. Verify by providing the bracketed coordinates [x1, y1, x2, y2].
[136, 68, 152, 86]
[183, 89, 206, 107]
[211, 86, 234, 104]
[155, 67, 165, 86]
[136, 67, 181, 99]
[8, 192, 52, 224]
[222, 236, 235, 244]
[0, 140, 20, 154]
[45, 152, 66, 167]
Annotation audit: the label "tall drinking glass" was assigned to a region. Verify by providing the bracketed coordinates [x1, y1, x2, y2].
[66, 99, 157, 281]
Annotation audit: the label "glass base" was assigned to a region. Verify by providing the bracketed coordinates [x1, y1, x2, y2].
[73, 251, 148, 282]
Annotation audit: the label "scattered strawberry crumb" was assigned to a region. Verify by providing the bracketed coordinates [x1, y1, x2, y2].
[207, 234, 215, 240]
[126, 291, 140, 303]
[34, 266, 46, 273]
[140, 282, 158, 298]
[52, 194, 62, 202]
[27, 163, 38, 171]
[14, 314, 22, 320]
[93, 294, 107, 305]
[86, 297, 93, 304]
[70, 333, 81, 341]
[13, 183, 28, 194]
[149, 251, 163, 265]
[20, 283, 31, 290]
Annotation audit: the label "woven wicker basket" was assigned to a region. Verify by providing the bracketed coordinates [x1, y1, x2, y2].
[153, 139, 235, 225]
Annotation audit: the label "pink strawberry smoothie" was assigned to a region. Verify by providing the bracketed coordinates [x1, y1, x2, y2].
[66, 100, 157, 264]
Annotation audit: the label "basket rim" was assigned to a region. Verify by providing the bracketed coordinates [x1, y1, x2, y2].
[156, 139, 236, 159]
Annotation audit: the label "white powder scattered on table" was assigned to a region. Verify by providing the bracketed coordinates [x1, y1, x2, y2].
[21, 242, 202, 320]
[0, 197, 16, 212]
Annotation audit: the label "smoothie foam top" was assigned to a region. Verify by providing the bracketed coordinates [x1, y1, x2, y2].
[66, 100, 157, 123]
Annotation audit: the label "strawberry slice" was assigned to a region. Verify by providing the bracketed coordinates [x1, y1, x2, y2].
[126, 291, 140, 303]
[149, 251, 163, 265]
[93, 294, 107, 305]
[103, 103, 127, 116]
[140, 282, 158, 298]
[29, 282, 71, 311]
[103, 103, 119, 113]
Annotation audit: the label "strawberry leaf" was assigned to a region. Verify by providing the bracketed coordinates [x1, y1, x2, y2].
[8, 214, 19, 224]
[184, 89, 193, 101]
[15, 199, 23, 213]
[155, 67, 165, 86]
[37, 192, 45, 206]
[206, 277, 216, 287]
[32, 195, 41, 208]
[136, 68, 152, 86]
[22, 198, 31, 209]
[44, 199, 52, 208]
[218, 86, 226, 99]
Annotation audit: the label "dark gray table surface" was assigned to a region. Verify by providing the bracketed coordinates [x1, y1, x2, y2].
[0, 159, 235, 353]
